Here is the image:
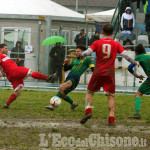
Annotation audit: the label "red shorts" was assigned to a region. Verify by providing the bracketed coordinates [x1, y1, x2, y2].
[88, 74, 115, 94]
[7, 67, 30, 91]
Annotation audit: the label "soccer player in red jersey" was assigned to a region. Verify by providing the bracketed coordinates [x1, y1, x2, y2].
[80, 24, 139, 125]
[0, 44, 55, 108]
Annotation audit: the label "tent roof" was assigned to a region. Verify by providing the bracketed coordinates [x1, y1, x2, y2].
[86, 9, 115, 22]
[0, 0, 84, 21]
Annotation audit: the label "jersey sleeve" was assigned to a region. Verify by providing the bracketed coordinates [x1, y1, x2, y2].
[89, 41, 97, 52]
[117, 42, 125, 54]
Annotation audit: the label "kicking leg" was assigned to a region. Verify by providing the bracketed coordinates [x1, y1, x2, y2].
[3, 86, 23, 108]
[29, 70, 56, 82]
[46, 80, 78, 111]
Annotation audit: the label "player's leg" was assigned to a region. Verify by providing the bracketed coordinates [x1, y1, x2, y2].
[46, 80, 78, 111]
[103, 76, 115, 126]
[62, 80, 78, 111]
[80, 74, 99, 124]
[3, 86, 23, 108]
[128, 78, 150, 119]
[128, 91, 143, 119]
[14, 67, 56, 82]
[29, 70, 56, 82]
[107, 94, 115, 126]
[80, 90, 94, 124]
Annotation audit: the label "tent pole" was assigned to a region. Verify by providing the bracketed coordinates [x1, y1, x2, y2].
[84, 0, 88, 84]
[36, 21, 41, 72]
[75, 0, 78, 12]
[45, 16, 52, 75]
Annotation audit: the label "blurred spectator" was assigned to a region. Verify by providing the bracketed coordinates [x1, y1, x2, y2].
[120, 0, 134, 16]
[74, 28, 88, 46]
[89, 31, 100, 65]
[132, 0, 146, 11]
[89, 31, 100, 46]
[123, 39, 135, 51]
[144, 0, 150, 46]
[49, 42, 65, 83]
[10, 41, 25, 66]
[121, 7, 135, 32]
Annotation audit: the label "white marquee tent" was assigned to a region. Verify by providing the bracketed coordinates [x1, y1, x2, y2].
[86, 9, 115, 22]
[0, 0, 85, 74]
[0, 0, 84, 21]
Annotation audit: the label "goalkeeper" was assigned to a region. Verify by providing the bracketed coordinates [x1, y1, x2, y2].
[46, 44, 94, 111]
[128, 44, 148, 119]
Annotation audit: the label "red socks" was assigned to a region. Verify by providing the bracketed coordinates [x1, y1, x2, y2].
[85, 108, 92, 114]
[6, 94, 17, 106]
[109, 116, 114, 123]
[31, 72, 47, 80]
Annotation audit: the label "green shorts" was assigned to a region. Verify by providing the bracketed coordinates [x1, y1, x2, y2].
[138, 78, 150, 95]
[64, 77, 79, 95]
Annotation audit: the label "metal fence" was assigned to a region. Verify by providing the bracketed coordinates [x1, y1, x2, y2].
[0, 23, 150, 92]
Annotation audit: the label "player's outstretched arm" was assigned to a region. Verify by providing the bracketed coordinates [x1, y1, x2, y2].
[128, 63, 145, 80]
[120, 51, 139, 66]
[81, 48, 93, 57]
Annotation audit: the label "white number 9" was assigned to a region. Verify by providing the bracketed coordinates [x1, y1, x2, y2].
[102, 44, 111, 58]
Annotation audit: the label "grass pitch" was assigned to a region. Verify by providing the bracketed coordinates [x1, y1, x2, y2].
[0, 89, 150, 149]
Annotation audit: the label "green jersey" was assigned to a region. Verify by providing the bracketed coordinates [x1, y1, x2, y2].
[64, 57, 94, 95]
[68, 57, 94, 77]
[135, 53, 150, 76]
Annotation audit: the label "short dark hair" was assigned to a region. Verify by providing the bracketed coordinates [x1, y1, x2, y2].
[103, 24, 114, 36]
[95, 30, 99, 34]
[16, 41, 21, 44]
[0, 43, 7, 48]
[135, 44, 146, 55]
[76, 44, 87, 51]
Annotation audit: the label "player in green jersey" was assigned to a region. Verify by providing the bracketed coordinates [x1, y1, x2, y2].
[128, 44, 148, 119]
[46, 44, 95, 111]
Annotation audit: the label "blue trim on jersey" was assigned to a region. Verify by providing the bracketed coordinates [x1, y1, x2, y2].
[128, 63, 135, 74]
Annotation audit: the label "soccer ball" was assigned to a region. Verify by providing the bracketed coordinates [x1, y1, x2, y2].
[50, 96, 61, 107]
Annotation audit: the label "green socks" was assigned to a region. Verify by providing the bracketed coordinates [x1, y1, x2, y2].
[56, 92, 73, 104]
[64, 96, 73, 104]
[135, 97, 141, 115]
[56, 92, 62, 98]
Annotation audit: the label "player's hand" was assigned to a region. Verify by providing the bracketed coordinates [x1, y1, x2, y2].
[0, 72, 2, 77]
[81, 52, 87, 57]
[15, 58, 20, 63]
[137, 75, 145, 80]
[64, 58, 69, 64]
[136, 62, 140, 67]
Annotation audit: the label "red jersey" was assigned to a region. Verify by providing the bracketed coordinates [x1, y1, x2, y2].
[0, 53, 18, 76]
[90, 38, 124, 76]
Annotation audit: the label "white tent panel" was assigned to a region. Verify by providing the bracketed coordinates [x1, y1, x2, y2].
[0, 0, 84, 19]
[86, 9, 115, 22]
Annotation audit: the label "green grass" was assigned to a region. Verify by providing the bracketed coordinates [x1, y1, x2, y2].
[0, 89, 150, 149]
[0, 89, 150, 120]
